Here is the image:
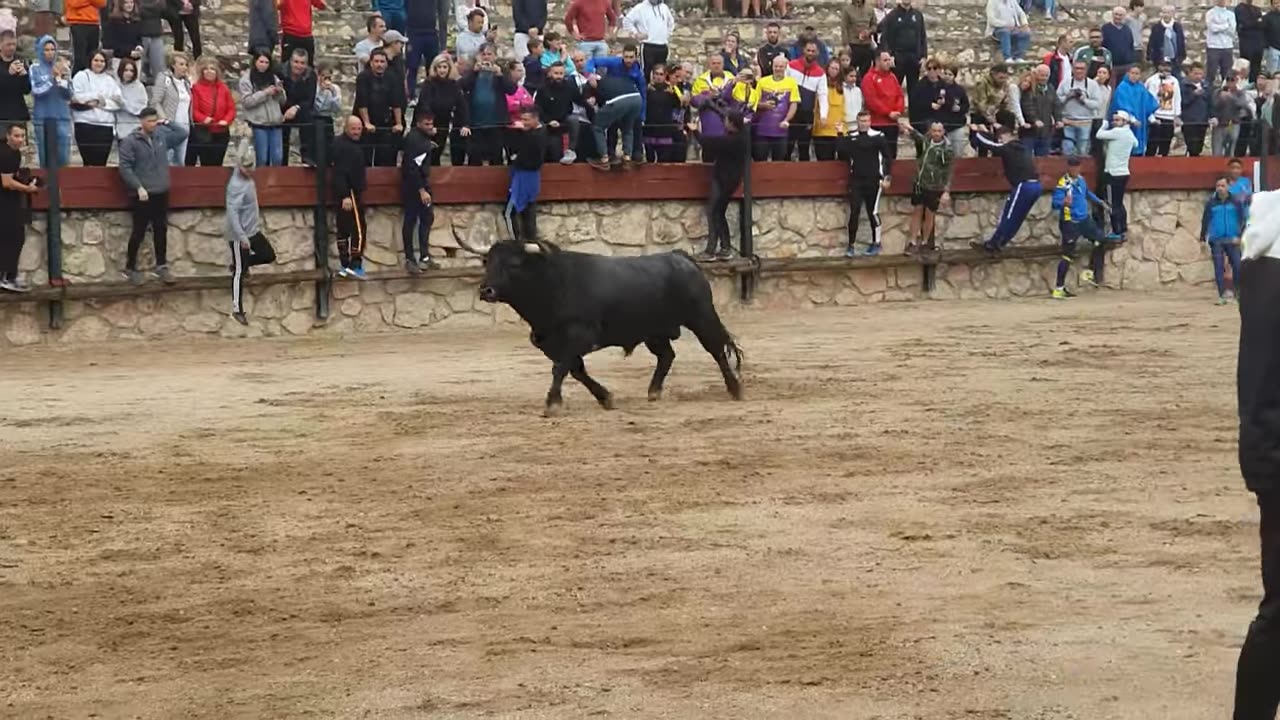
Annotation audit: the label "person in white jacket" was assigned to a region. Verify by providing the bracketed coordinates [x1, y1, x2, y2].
[70, 49, 122, 166]
[114, 59, 149, 143]
[1205, 0, 1238, 85]
[1144, 58, 1181, 155]
[1094, 110, 1138, 240]
[985, 0, 1031, 62]
[622, 0, 674, 74]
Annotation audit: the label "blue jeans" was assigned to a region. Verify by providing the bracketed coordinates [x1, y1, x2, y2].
[593, 95, 642, 159]
[992, 28, 1031, 61]
[1062, 124, 1091, 156]
[405, 31, 439, 99]
[379, 8, 406, 32]
[1212, 240, 1243, 296]
[33, 119, 71, 169]
[252, 126, 284, 166]
[578, 40, 610, 60]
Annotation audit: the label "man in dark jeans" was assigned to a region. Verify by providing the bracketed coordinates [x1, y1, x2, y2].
[118, 108, 187, 285]
[696, 110, 746, 260]
[1235, 223, 1280, 720]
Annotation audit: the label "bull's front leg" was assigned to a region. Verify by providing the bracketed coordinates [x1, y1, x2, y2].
[543, 325, 610, 417]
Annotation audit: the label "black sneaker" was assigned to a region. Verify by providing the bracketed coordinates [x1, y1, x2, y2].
[695, 250, 716, 262]
[406, 259, 422, 275]
[715, 247, 734, 260]
[419, 257, 438, 270]
[232, 311, 249, 326]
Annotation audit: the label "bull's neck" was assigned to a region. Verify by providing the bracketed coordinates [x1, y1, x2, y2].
[502, 288, 556, 329]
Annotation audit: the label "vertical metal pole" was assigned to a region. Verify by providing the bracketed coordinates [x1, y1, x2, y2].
[43, 119, 64, 329]
[1258, 121, 1269, 191]
[312, 118, 331, 320]
[738, 126, 754, 303]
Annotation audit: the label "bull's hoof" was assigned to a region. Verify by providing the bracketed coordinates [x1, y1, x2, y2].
[599, 393, 615, 410]
[647, 389, 662, 402]
[544, 402, 564, 418]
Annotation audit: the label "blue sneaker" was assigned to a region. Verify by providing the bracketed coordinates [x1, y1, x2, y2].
[349, 266, 368, 280]
[1105, 232, 1123, 242]
[864, 243, 881, 257]
[844, 245, 857, 258]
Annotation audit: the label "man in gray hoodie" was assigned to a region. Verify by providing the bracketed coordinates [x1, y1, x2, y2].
[226, 143, 277, 326]
[118, 107, 188, 284]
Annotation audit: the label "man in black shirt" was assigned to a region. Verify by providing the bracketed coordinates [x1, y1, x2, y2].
[970, 121, 1042, 253]
[841, 110, 893, 257]
[877, 0, 928, 98]
[756, 22, 786, 74]
[332, 116, 369, 278]
[0, 31, 31, 127]
[696, 110, 746, 261]
[534, 61, 581, 163]
[354, 48, 407, 167]
[401, 111, 436, 274]
[505, 106, 547, 243]
[280, 48, 317, 166]
[0, 124, 40, 293]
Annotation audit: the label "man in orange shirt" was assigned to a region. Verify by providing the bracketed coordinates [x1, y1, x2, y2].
[65, 0, 106, 75]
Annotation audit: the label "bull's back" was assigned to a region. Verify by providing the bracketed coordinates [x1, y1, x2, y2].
[560, 251, 708, 343]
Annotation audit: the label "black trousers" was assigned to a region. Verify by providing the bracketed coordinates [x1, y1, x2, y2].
[1146, 121, 1175, 156]
[127, 192, 170, 271]
[335, 191, 367, 268]
[1105, 174, 1129, 236]
[0, 214, 24, 280]
[281, 34, 315, 66]
[281, 118, 317, 166]
[813, 136, 841, 160]
[167, 12, 202, 60]
[1244, 49, 1265, 83]
[185, 130, 229, 166]
[229, 232, 276, 313]
[787, 108, 815, 160]
[641, 43, 668, 77]
[465, 127, 503, 166]
[704, 174, 734, 254]
[1184, 123, 1208, 157]
[875, 123, 900, 161]
[1235, 490, 1280, 720]
[402, 189, 434, 261]
[847, 181, 883, 247]
[364, 128, 400, 167]
[69, 24, 99, 76]
[752, 135, 787, 161]
[849, 44, 874, 78]
[893, 54, 921, 100]
[74, 123, 114, 166]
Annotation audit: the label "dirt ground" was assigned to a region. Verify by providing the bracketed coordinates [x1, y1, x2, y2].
[0, 293, 1263, 719]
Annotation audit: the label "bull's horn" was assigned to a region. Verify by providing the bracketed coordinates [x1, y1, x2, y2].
[523, 243, 542, 254]
[451, 225, 488, 256]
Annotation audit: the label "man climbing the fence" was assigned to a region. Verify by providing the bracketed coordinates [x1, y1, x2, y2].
[970, 114, 1041, 254]
[226, 143, 277, 326]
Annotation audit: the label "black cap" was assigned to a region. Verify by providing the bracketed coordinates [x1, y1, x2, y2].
[1066, 156, 1082, 166]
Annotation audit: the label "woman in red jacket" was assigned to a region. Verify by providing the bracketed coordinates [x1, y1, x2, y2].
[188, 56, 235, 165]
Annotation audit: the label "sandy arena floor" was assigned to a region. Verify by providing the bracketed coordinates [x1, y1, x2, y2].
[0, 293, 1262, 719]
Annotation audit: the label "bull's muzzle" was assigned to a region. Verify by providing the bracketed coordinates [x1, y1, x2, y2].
[479, 286, 498, 303]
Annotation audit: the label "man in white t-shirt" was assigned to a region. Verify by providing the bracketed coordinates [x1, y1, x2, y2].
[354, 15, 387, 67]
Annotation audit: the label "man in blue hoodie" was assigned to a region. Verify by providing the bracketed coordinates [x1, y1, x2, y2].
[404, 0, 438, 99]
[29, 35, 71, 169]
[1050, 156, 1111, 298]
[1202, 174, 1248, 304]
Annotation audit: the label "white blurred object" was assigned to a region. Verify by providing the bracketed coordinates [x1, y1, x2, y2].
[1243, 189, 1280, 260]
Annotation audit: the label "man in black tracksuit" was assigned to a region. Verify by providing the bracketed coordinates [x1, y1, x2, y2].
[401, 111, 436, 273]
[696, 111, 747, 260]
[970, 119, 1042, 252]
[841, 110, 893, 258]
[877, 0, 927, 99]
[332, 116, 369, 278]
[534, 61, 581, 163]
[1235, 235, 1280, 720]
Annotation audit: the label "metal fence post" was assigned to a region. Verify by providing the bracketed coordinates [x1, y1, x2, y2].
[43, 119, 64, 329]
[738, 126, 754, 303]
[312, 118, 331, 321]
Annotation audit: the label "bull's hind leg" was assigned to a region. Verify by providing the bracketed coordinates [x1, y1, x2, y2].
[569, 357, 614, 410]
[687, 315, 743, 401]
[644, 338, 676, 401]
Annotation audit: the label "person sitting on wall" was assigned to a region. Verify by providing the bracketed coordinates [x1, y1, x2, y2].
[225, 143, 277, 326]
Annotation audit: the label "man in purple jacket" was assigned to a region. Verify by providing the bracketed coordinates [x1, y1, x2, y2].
[749, 55, 799, 160]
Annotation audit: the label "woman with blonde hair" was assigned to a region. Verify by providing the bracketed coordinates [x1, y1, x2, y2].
[417, 53, 470, 164]
[152, 50, 193, 165]
[188, 55, 235, 165]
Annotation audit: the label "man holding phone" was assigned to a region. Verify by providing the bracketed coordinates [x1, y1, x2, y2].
[0, 124, 42, 293]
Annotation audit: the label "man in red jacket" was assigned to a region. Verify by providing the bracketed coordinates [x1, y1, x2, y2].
[860, 49, 904, 159]
[280, 0, 329, 68]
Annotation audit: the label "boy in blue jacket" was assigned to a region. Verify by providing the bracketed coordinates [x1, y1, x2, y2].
[1050, 156, 1112, 298]
[1202, 175, 1247, 304]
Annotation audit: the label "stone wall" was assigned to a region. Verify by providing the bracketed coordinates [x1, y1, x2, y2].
[0, 189, 1219, 347]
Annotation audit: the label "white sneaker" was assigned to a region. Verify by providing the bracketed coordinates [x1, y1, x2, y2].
[560, 149, 577, 165]
[0, 279, 16, 292]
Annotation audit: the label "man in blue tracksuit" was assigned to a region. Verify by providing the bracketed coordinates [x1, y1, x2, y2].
[404, 0, 438, 99]
[971, 122, 1042, 253]
[1049, 156, 1111, 298]
[1228, 156, 1254, 217]
[1202, 175, 1248, 304]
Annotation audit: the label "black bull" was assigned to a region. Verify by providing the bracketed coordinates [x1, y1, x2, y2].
[453, 231, 744, 416]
